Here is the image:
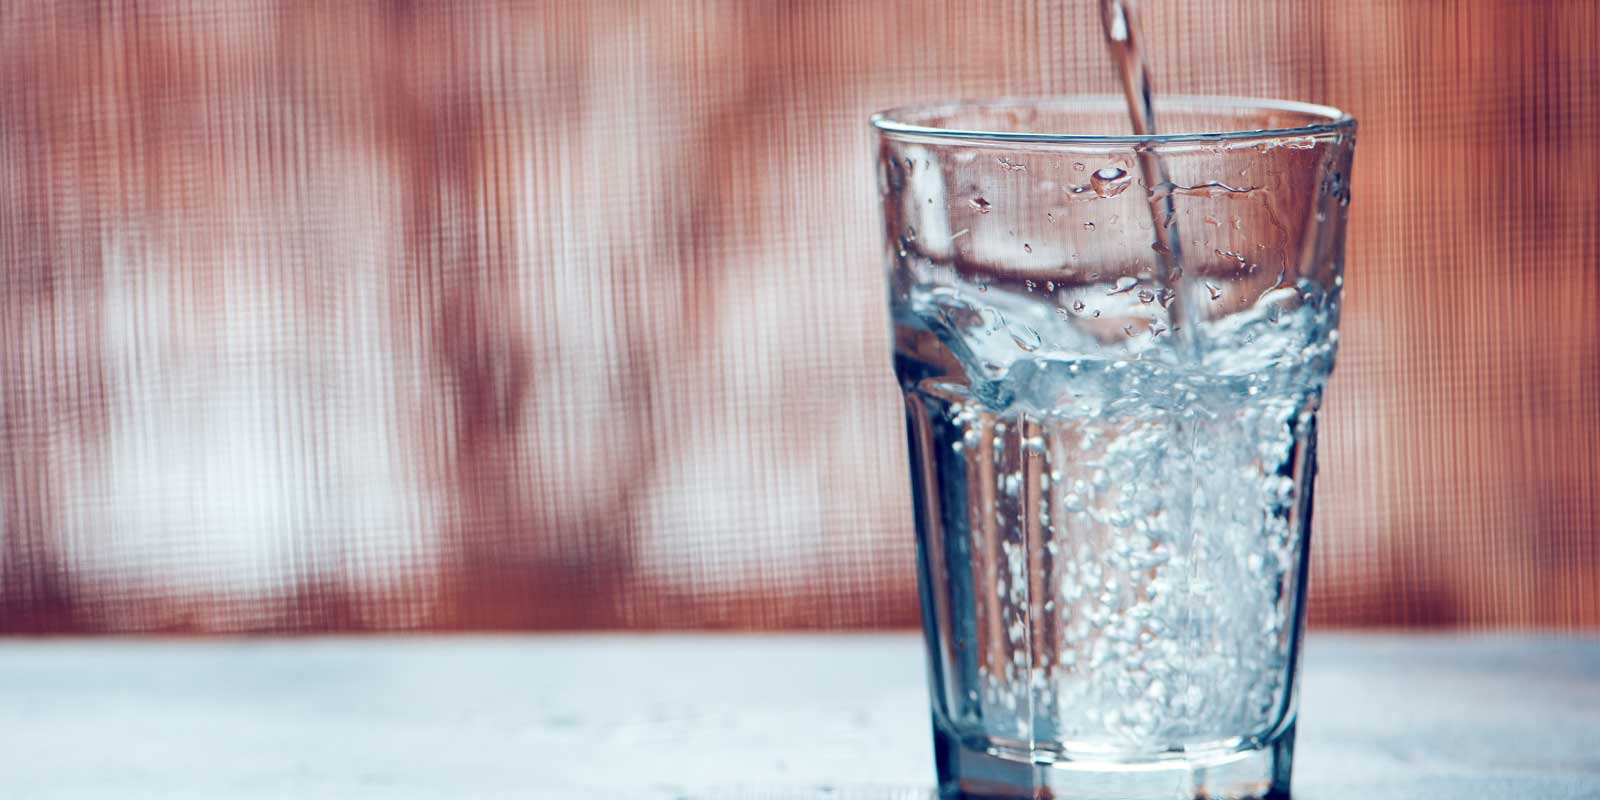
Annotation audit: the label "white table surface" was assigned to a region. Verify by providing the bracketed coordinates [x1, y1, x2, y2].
[2, 633, 1597, 799]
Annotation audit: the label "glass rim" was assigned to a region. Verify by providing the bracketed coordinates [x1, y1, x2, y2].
[871, 94, 1355, 146]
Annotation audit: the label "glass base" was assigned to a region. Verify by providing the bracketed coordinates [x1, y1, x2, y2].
[933, 721, 1295, 800]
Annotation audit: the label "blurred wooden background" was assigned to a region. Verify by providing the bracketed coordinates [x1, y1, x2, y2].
[1, 0, 1596, 633]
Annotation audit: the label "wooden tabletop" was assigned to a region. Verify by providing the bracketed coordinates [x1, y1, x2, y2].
[2, 633, 1597, 799]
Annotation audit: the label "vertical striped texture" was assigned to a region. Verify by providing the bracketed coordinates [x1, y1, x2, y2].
[1, 0, 1596, 632]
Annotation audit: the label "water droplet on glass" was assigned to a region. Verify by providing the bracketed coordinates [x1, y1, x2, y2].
[1083, 221, 1097, 231]
[1024, 279, 1036, 291]
[1023, 243, 1033, 253]
[1073, 161, 1087, 172]
[1071, 299, 1086, 312]
[1136, 289, 1155, 304]
[1090, 166, 1132, 198]
[1107, 276, 1138, 295]
[997, 156, 1026, 172]
[1206, 282, 1222, 300]
[970, 197, 992, 213]
[1046, 211, 1055, 222]
[1010, 325, 1042, 352]
[1092, 309, 1102, 318]
[1046, 281, 1056, 291]
[1122, 324, 1135, 336]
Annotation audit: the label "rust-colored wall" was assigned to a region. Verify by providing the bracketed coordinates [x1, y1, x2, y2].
[2, 1, 1596, 632]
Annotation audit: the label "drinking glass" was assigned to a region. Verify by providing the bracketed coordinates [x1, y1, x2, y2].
[873, 96, 1355, 799]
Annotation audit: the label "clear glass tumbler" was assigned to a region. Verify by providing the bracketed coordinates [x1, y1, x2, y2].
[873, 97, 1355, 799]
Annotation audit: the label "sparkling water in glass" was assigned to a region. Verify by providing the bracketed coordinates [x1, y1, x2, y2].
[874, 97, 1355, 800]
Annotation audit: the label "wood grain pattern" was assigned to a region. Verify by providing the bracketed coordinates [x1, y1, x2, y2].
[0, 1, 1596, 632]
